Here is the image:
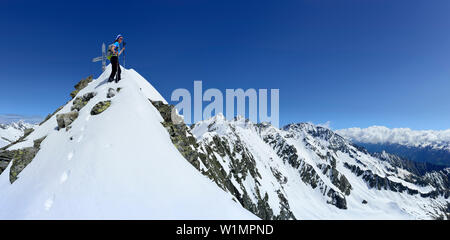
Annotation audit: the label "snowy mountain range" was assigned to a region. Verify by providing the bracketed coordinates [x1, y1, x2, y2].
[0, 121, 36, 148]
[187, 117, 449, 219]
[0, 66, 448, 219]
[337, 127, 450, 167]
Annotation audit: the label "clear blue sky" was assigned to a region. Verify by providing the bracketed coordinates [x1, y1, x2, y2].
[2, 0, 450, 129]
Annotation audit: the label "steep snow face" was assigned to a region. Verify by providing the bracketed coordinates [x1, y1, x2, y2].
[0, 65, 257, 220]
[0, 121, 36, 148]
[192, 118, 450, 219]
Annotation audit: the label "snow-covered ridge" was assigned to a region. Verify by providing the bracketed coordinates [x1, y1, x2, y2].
[0, 65, 257, 220]
[337, 126, 450, 151]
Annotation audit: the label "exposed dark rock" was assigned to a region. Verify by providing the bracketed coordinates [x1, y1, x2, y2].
[23, 129, 34, 137]
[327, 189, 347, 209]
[150, 100, 200, 169]
[256, 191, 274, 220]
[362, 200, 368, 204]
[150, 100, 183, 124]
[71, 92, 96, 111]
[271, 166, 288, 185]
[262, 126, 350, 210]
[343, 162, 449, 199]
[284, 123, 352, 153]
[297, 162, 348, 209]
[56, 111, 79, 130]
[33, 136, 45, 148]
[107, 88, 116, 98]
[8, 136, 46, 183]
[422, 168, 450, 199]
[70, 75, 93, 99]
[275, 190, 296, 220]
[202, 135, 295, 219]
[0, 150, 14, 175]
[318, 163, 352, 195]
[263, 132, 300, 168]
[90, 101, 111, 115]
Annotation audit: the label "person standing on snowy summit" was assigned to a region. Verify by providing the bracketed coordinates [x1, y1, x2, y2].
[108, 34, 125, 83]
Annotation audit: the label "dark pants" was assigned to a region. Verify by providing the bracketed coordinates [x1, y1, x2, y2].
[109, 56, 121, 82]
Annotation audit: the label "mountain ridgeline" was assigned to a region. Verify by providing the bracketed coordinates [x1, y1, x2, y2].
[0, 67, 449, 219]
[152, 102, 450, 219]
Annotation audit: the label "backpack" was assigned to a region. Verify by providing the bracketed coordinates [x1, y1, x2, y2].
[106, 43, 116, 60]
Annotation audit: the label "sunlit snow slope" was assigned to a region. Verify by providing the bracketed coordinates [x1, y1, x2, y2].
[0, 65, 257, 220]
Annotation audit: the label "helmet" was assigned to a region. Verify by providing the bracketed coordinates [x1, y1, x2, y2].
[115, 34, 123, 41]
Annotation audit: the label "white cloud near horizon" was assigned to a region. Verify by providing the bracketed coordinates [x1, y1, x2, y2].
[336, 126, 450, 149]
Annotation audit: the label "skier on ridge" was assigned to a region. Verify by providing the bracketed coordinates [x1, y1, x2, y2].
[107, 34, 125, 83]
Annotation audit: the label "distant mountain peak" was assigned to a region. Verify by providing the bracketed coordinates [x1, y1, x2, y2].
[192, 117, 450, 219]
